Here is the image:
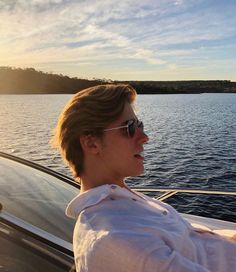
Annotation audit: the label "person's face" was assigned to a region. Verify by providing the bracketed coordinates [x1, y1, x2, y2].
[98, 102, 149, 183]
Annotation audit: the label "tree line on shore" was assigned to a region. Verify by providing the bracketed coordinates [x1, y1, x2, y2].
[0, 66, 235, 94]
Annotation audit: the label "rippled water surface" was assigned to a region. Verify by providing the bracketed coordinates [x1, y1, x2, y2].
[0, 93, 235, 221]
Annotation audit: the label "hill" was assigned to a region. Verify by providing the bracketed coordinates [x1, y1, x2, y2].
[0, 67, 106, 94]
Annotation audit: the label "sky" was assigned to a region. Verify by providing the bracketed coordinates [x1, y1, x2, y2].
[0, 0, 236, 81]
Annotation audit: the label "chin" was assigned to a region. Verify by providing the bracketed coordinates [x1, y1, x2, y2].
[130, 166, 144, 177]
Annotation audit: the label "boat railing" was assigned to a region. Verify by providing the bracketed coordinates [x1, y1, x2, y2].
[131, 187, 236, 201]
[1, 151, 235, 202]
[1, 151, 235, 253]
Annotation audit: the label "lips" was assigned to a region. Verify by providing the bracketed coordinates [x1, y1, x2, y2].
[134, 151, 144, 160]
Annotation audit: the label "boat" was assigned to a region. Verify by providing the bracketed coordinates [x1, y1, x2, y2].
[0, 151, 235, 271]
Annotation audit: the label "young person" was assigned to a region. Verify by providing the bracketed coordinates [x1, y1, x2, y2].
[53, 84, 236, 272]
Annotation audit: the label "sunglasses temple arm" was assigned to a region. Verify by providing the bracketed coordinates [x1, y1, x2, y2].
[104, 125, 128, 132]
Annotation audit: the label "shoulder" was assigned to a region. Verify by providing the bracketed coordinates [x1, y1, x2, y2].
[77, 196, 142, 223]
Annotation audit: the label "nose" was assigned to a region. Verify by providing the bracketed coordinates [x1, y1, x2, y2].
[136, 128, 149, 144]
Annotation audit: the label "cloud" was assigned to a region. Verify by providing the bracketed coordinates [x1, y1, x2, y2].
[0, 0, 236, 80]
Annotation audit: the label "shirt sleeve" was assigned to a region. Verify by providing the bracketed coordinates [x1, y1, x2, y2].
[83, 232, 210, 272]
[140, 243, 210, 272]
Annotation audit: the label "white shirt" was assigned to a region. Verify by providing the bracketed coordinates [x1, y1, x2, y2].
[66, 184, 236, 272]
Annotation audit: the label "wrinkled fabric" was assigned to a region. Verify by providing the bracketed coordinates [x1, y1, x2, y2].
[66, 184, 236, 272]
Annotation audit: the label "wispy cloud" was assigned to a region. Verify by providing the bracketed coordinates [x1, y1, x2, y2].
[0, 0, 236, 80]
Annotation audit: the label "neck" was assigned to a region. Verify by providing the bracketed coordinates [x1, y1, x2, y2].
[79, 174, 126, 193]
[79, 156, 126, 192]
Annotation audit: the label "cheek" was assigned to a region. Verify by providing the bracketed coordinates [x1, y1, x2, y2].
[101, 135, 134, 160]
[105, 144, 131, 166]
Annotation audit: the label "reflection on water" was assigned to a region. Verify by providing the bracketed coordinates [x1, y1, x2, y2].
[0, 93, 236, 221]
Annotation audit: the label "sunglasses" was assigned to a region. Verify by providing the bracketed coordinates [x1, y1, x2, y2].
[104, 119, 144, 138]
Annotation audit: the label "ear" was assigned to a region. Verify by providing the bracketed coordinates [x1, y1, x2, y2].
[80, 135, 101, 155]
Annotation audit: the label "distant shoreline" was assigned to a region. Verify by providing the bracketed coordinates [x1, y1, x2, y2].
[2, 92, 236, 95]
[1, 67, 236, 94]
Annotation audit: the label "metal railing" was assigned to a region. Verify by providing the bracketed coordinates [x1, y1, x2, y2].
[1, 151, 235, 202]
[132, 187, 236, 201]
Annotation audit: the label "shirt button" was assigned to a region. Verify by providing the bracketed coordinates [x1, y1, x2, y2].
[132, 198, 137, 201]
[162, 211, 167, 215]
[111, 185, 117, 190]
[110, 197, 115, 200]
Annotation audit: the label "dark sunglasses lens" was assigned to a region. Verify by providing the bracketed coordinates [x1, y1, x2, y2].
[128, 122, 135, 137]
[138, 121, 144, 130]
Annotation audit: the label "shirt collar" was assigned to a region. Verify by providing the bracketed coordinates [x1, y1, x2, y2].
[65, 184, 146, 219]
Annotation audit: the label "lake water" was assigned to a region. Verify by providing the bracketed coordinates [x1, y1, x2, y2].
[0, 93, 235, 222]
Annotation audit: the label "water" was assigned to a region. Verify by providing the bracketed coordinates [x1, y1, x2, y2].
[0, 93, 235, 222]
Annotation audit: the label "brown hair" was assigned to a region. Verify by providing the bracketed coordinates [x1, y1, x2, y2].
[52, 84, 137, 181]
